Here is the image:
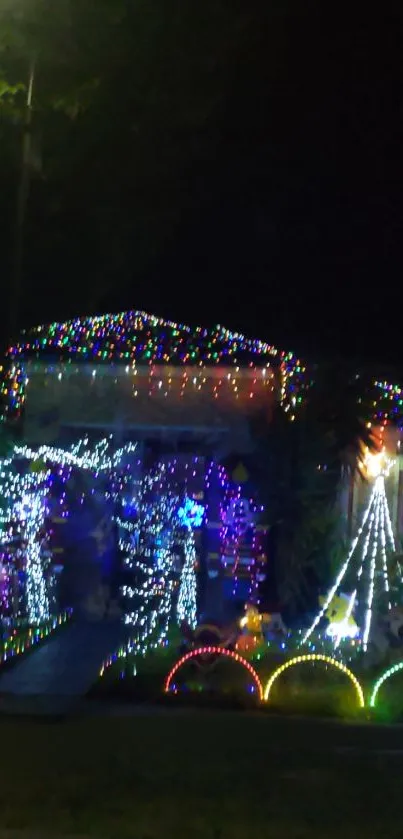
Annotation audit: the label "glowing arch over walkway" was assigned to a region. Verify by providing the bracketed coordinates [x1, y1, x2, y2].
[164, 646, 263, 701]
[370, 661, 403, 708]
[263, 654, 364, 708]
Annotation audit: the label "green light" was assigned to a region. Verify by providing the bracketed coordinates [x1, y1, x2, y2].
[369, 661, 403, 708]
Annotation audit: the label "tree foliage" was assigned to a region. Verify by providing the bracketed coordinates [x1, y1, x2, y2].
[250, 364, 380, 616]
[1, 0, 272, 326]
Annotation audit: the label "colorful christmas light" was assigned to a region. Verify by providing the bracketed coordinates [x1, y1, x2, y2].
[4, 310, 403, 434]
[2, 309, 307, 420]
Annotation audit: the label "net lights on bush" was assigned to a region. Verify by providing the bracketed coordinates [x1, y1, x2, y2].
[263, 654, 365, 708]
[302, 449, 397, 651]
[19, 490, 50, 623]
[120, 464, 205, 652]
[164, 646, 264, 701]
[369, 661, 403, 708]
[120, 464, 185, 655]
[176, 533, 197, 628]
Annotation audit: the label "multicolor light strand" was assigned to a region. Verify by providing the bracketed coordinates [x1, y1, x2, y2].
[3, 309, 306, 419]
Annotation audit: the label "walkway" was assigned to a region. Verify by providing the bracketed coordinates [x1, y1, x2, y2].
[0, 621, 129, 715]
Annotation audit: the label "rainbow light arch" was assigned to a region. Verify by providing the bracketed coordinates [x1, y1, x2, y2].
[164, 646, 264, 701]
[263, 654, 365, 708]
[369, 661, 403, 708]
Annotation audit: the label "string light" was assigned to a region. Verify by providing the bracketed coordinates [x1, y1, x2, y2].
[0, 439, 138, 624]
[15, 439, 138, 475]
[119, 464, 205, 654]
[302, 462, 397, 650]
[3, 309, 403, 441]
[2, 309, 306, 419]
[20, 490, 49, 623]
[205, 461, 267, 603]
[176, 529, 197, 628]
[164, 646, 263, 701]
[0, 610, 72, 664]
[176, 499, 204, 629]
[263, 654, 365, 708]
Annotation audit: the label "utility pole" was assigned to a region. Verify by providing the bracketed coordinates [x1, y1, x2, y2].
[9, 55, 35, 342]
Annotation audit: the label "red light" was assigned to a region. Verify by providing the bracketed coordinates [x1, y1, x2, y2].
[164, 645, 263, 700]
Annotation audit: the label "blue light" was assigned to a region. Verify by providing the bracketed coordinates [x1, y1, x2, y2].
[177, 497, 205, 529]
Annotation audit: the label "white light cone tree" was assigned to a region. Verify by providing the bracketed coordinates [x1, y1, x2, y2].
[302, 450, 399, 651]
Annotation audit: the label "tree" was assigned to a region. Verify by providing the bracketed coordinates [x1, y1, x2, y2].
[249, 362, 379, 616]
[0, 1, 261, 332]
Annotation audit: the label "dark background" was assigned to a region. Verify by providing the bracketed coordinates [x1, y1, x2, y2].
[1, 1, 402, 373]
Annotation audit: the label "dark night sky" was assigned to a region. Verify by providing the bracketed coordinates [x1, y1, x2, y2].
[2, 2, 403, 375]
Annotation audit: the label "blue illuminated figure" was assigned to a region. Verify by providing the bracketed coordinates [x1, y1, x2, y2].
[177, 497, 205, 529]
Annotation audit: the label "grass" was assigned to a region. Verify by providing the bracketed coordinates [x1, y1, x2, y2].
[95, 640, 403, 722]
[0, 710, 402, 838]
[95, 647, 367, 719]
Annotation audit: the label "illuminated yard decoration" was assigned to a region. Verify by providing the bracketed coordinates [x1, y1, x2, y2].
[302, 449, 397, 651]
[177, 529, 198, 629]
[369, 661, 403, 708]
[263, 654, 365, 708]
[177, 497, 204, 629]
[164, 646, 263, 701]
[0, 438, 138, 624]
[177, 498, 205, 529]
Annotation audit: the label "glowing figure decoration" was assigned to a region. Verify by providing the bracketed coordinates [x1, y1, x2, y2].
[321, 594, 359, 643]
[326, 619, 359, 642]
[263, 654, 365, 708]
[177, 498, 205, 529]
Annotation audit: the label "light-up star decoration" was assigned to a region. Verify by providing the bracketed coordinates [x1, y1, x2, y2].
[177, 497, 205, 530]
[303, 446, 398, 652]
[362, 448, 394, 480]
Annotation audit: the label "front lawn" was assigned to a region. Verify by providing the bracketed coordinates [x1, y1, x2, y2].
[0, 711, 401, 838]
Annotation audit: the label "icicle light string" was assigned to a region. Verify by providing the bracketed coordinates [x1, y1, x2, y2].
[333, 496, 378, 650]
[302, 479, 379, 644]
[362, 482, 382, 650]
[379, 491, 391, 601]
